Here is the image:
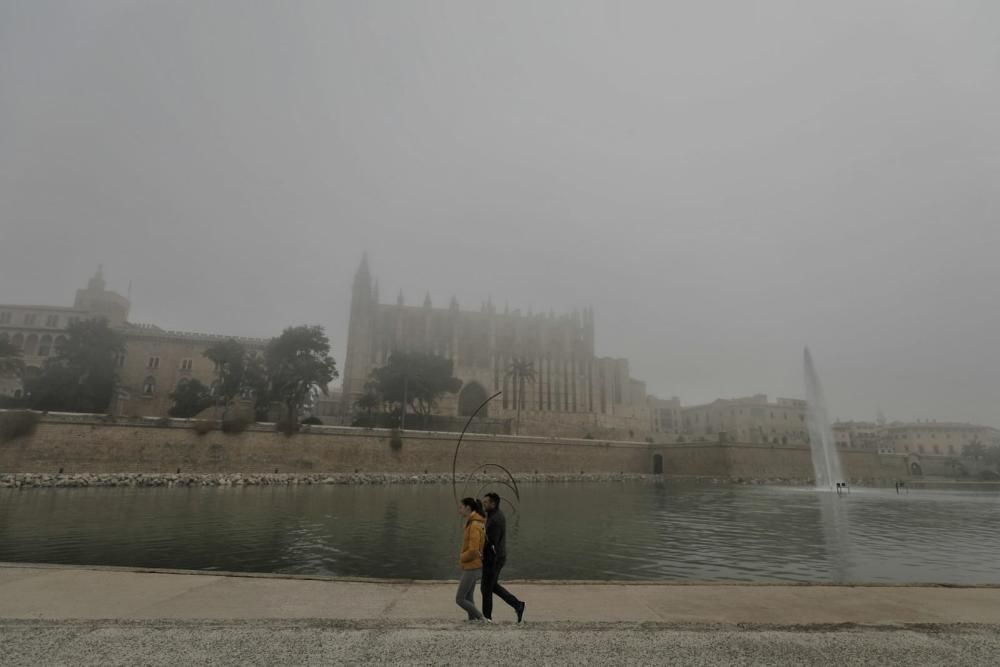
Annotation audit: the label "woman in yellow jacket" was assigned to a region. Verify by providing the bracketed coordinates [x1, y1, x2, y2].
[456, 497, 487, 621]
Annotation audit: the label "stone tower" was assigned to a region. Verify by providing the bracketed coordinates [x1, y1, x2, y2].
[73, 265, 131, 326]
[340, 254, 375, 413]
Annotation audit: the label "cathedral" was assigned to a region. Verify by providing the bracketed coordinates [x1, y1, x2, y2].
[340, 256, 652, 437]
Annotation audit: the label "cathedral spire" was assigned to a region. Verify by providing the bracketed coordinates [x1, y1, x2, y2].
[87, 265, 106, 291]
[424, 291, 432, 308]
[355, 252, 370, 280]
[397, 289, 405, 306]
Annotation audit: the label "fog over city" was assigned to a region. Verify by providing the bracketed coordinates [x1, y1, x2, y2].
[1, 1, 998, 426]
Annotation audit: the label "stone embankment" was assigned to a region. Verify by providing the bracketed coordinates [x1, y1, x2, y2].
[0, 471, 655, 489]
[0, 472, 895, 489]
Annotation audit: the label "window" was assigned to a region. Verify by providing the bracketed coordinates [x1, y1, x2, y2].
[143, 376, 156, 395]
[180, 359, 193, 371]
[38, 335, 52, 357]
[45, 314, 58, 327]
[0, 312, 10, 324]
[24, 313, 36, 325]
[147, 356, 160, 369]
[114, 353, 126, 368]
[933, 445, 940, 454]
[67, 317, 79, 326]
[918, 445, 925, 454]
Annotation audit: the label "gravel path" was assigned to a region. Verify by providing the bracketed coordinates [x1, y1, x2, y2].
[2, 619, 998, 666]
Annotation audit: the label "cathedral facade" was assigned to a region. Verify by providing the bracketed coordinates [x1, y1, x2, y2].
[340, 256, 651, 438]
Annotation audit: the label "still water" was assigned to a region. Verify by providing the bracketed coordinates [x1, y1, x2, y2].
[1, 482, 998, 583]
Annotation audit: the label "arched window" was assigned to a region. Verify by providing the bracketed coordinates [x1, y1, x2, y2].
[11, 333, 23, 348]
[458, 382, 488, 417]
[54, 335, 67, 351]
[38, 334, 52, 357]
[143, 376, 156, 395]
[24, 334, 38, 355]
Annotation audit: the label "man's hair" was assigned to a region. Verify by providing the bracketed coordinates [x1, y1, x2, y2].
[484, 492, 501, 507]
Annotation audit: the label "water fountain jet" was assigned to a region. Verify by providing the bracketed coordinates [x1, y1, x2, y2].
[803, 347, 844, 490]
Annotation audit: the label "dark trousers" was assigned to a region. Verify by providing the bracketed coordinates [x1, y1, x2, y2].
[480, 559, 521, 620]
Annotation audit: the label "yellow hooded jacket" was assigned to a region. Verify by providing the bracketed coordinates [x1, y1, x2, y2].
[459, 511, 486, 570]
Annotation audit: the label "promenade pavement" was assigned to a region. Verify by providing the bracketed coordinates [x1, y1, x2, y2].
[2, 563, 998, 665]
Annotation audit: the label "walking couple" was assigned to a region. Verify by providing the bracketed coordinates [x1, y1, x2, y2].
[456, 493, 526, 623]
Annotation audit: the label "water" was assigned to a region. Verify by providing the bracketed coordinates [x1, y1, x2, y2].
[804, 347, 844, 489]
[2, 482, 998, 583]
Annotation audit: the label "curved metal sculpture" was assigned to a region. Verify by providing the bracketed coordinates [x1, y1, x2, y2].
[451, 390, 502, 504]
[461, 463, 521, 507]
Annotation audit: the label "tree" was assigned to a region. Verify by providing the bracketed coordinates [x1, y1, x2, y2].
[506, 358, 536, 435]
[243, 354, 272, 421]
[370, 351, 461, 428]
[266, 325, 338, 431]
[0, 339, 24, 378]
[168, 378, 214, 418]
[26, 319, 124, 413]
[204, 339, 250, 419]
[962, 439, 986, 461]
[353, 383, 381, 427]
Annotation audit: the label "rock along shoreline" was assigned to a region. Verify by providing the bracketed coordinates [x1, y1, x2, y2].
[0, 472, 852, 489]
[0, 471, 662, 489]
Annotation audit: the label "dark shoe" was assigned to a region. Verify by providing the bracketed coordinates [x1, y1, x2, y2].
[516, 601, 525, 623]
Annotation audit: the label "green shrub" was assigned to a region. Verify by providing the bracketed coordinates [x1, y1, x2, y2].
[301, 416, 323, 426]
[221, 416, 251, 434]
[389, 427, 403, 451]
[193, 420, 217, 435]
[0, 410, 39, 442]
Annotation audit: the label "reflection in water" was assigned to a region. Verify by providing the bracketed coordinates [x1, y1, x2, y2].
[1, 482, 998, 583]
[816, 491, 854, 582]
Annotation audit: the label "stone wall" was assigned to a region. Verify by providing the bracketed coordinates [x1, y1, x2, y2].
[656, 443, 910, 481]
[0, 413, 911, 480]
[0, 415, 655, 476]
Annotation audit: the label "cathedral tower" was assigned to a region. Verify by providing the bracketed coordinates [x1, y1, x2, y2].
[340, 254, 375, 413]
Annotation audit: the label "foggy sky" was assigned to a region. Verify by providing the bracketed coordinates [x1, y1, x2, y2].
[2, 1, 998, 426]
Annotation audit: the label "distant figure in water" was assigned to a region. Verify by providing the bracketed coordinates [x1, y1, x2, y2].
[456, 497, 486, 621]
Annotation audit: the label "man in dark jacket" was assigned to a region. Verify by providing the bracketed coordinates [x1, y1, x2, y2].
[480, 492, 526, 622]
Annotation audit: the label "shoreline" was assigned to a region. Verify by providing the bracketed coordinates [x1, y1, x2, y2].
[1, 471, 990, 489]
[0, 471, 896, 489]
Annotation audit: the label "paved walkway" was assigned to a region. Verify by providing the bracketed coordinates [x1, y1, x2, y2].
[3, 563, 999, 665]
[2, 563, 998, 625]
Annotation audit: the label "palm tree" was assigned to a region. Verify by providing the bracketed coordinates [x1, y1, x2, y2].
[0, 339, 24, 377]
[505, 358, 536, 435]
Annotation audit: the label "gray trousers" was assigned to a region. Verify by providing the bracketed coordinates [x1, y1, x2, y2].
[455, 568, 483, 620]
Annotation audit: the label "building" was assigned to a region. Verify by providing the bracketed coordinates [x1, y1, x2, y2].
[339, 256, 651, 437]
[674, 394, 809, 444]
[831, 420, 998, 457]
[0, 268, 268, 417]
[883, 421, 998, 457]
[832, 421, 884, 451]
[647, 396, 682, 436]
